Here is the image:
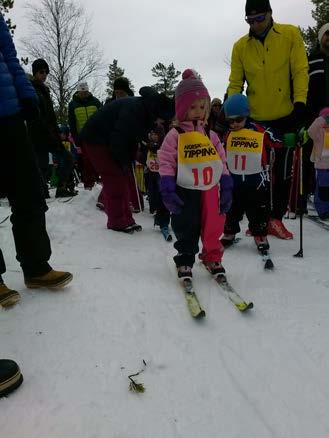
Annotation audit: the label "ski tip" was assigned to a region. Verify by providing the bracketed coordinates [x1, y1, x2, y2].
[237, 302, 254, 312]
[195, 309, 206, 319]
[264, 259, 274, 270]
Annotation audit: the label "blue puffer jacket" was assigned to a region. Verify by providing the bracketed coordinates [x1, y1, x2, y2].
[0, 14, 37, 118]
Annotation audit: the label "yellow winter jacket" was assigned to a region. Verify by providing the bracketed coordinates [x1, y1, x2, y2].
[227, 23, 309, 121]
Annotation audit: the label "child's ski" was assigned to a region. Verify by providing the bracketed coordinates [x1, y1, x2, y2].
[214, 274, 254, 312]
[181, 278, 206, 319]
[0, 215, 9, 225]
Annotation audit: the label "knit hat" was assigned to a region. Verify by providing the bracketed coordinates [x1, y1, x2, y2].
[318, 23, 329, 43]
[32, 59, 49, 76]
[113, 77, 134, 96]
[319, 107, 329, 117]
[150, 125, 165, 143]
[211, 98, 222, 106]
[58, 124, 70, 135]
[77, 82, 89, 92]
[223, 94, 250, 118]
[245, 0, 272, 15]
[175, 69, 210, 122]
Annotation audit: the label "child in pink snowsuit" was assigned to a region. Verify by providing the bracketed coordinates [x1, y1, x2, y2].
[308, 107, 329, 219]
[158, 69, 232, 279]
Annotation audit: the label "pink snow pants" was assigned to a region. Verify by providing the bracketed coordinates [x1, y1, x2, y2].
[200, 185, 225, 263]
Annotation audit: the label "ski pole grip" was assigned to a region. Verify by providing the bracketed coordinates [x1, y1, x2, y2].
[283, 132, 297, 149]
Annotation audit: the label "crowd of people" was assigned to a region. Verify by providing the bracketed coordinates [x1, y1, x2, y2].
[1, 0, 329, 397]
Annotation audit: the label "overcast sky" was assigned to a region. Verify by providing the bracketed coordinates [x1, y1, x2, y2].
[11, 0, 314, 99]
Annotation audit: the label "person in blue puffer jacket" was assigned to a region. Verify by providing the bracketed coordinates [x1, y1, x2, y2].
[0, 13, 73, 304]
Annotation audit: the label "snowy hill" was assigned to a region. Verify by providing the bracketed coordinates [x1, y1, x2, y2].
[1, 186, 329, 438]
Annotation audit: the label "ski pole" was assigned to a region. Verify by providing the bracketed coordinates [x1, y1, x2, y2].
[73, 168, 81, 185]
[294, 143, 304, 258]
[269, 149, 275, 213]
[131, 162, 142, 213]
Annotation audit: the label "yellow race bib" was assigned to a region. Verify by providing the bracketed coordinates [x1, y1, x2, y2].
[226, 129, 264, 175]
[146, 151, 160, 173]
[177, 131, 223, 190]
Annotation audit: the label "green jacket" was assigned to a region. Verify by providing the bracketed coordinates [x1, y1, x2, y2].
[68, 92, 102, 141]
[227, 22, 309, 121]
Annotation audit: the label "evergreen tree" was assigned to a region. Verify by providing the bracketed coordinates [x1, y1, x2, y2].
[302, 0, 329, 52]
[106, 59, 134, 97]
[0, 0, 16, 35]
[151, 62, 181, 97]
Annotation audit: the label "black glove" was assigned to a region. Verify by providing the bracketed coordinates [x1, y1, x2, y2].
[20, 98, 39, 122]
[293, 102, 307, 130]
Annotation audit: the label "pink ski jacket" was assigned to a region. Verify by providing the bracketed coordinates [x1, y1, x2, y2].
[158, 120, 229, 177]
[308, 116, 329, 170]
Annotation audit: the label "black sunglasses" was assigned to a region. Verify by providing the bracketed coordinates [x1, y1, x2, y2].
[245, 13, 267, 25]
[226, 116, 246, 124]
[37, 70, 48, 75]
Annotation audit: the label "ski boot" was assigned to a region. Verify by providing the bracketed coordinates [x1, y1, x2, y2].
[203, 261, 226, 277]
[254, 236, 270, 252]
[177, 266, 192, 280]
[267, 219, 293, 240]
[130, 223, 142, 232]
[221, 233, 236, 248]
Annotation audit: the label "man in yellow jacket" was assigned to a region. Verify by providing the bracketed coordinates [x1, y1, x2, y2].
[227, 0, 309, 239]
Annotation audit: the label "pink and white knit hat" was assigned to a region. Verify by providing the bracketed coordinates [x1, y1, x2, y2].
[319, 107, 329, 117]
[175, 69, 210, 122]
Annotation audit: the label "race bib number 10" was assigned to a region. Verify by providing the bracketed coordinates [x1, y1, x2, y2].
[177, 131, 223, 191]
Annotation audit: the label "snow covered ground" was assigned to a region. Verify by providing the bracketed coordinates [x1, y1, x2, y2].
[1, 186, 329, 438]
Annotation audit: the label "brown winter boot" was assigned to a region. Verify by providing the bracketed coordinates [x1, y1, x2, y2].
[24, 270, 73, 289]
[0, 283, 21, 308]
[0, 359, 23, 397]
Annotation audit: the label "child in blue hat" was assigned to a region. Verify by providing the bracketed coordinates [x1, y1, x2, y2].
[222, 94, 281, 252]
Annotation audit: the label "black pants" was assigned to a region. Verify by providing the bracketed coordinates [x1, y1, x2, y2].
[225, 182, 270, 236]
[53, 149, 74, 187]
[271, 147, 294, 219]
[260, 115, 296, 220]
[148, 173, 170, 228]
[171, 187, 201, 267]
[0, 115, 52, 277]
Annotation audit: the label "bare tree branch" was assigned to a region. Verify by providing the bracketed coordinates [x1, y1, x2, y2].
[22, 0, 104, 121]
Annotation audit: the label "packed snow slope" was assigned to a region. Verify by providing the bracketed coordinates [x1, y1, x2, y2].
[1, 186, 329, 438]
